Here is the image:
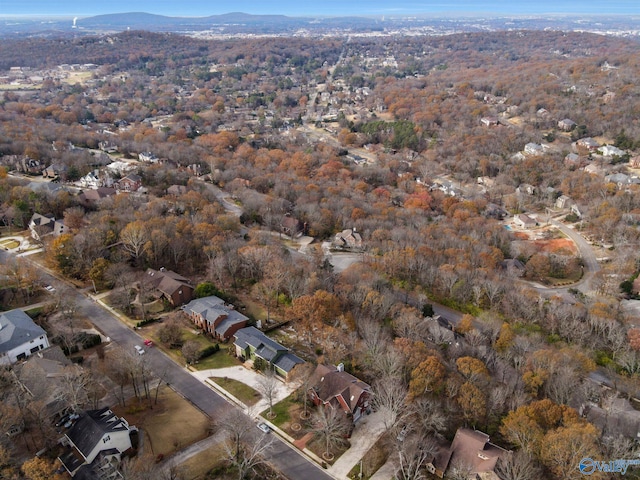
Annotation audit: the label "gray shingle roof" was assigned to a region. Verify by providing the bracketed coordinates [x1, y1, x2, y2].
[183, 296, 248, 337]
[234, 327, 304, 373]
[0, 309, 47, 354]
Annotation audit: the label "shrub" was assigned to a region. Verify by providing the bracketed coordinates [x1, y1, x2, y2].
[198, 344, 220, 359]
[136, 318, 158, 328]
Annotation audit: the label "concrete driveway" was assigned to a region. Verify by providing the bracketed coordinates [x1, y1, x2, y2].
[191, 365, 298, 416]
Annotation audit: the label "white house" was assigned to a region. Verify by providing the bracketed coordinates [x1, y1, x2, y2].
[524, 143, 544, 156]
[0, 309, 50, 365]
[59, 407, 134, 476]
[514, 214, 537, 229]
[599, 145, 626, 158]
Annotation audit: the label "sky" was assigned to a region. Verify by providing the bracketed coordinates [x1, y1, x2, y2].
[1, 0, 639, 17]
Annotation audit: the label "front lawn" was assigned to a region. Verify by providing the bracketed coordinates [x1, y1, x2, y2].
[210, 377, 261, 406]
[113, 387, 210, 458]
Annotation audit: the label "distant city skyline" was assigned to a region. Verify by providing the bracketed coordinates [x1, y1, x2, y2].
[2, 0, 639, 17]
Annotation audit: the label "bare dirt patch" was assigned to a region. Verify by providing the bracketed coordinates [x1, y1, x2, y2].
[533, 238, 578, 255]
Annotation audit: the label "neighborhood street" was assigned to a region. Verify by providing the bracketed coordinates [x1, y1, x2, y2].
[0, 248, 335, 480]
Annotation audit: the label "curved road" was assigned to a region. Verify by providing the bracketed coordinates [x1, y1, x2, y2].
[0, 249, 333, 480]
[527, 219, 601, 296]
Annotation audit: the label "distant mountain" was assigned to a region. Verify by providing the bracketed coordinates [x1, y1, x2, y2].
[76, 11, 315, 32]
[0, 11, 637, 39]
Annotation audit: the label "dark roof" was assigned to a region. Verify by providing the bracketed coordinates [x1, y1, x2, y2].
[310, 364, 371, 413]
[66, 408, 130, 461]
[0, 309, 47, 354]
[234, 327, 304, 373]
[146, 268, 193, 299]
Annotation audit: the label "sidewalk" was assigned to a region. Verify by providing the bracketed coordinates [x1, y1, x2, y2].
[190, 365, 390, 480]
[191, 365, 297, 417]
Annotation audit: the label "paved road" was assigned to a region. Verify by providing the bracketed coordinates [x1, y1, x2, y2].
[0, 249, 334, 480]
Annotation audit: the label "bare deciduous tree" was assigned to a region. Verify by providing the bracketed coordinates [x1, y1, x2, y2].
[309, 406, 350, 459]
[256, 370, 279, 418]
[494, 451, 542, 480]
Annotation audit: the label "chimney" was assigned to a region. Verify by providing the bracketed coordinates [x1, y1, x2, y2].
[337, 363, 344, 372]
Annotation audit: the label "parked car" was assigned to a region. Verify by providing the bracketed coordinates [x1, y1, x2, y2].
[397, 426, 408, 442]
[134, 345, 145, 355]
[44, 285, 55, 292]
[143, 339, 154, 347]
[257, 422, 270, 434]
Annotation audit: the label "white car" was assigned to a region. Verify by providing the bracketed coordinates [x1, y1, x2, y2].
[257, 422, 270, 434]
[134, 345, 145, 355]
[44, 285, 55, 292]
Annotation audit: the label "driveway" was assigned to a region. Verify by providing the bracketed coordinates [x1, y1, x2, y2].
[191, 365, 298, 417]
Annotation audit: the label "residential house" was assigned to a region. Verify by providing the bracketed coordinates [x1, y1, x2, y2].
[576, 137, 601, 152]
[583, 163, 605, 176]
[77, 170, 101, 189]
[233, 327, 304, 381]
[117, 174, 142, 192]
[555, 194, 573, 209]
[524, 143, 544, 156]
[145, 268, 194, 306]
[516, 184, 536, 196]
[480, 117, 499, 127]
[513, 214, 537, 229]
[444, 428, 509, 479]
[558, 118, 577, 131]
[0, 309, 50, 365]
[78, 187, 117, 208]
[98, 141, 118, 154]
[606, 173, 640, 190]
[29, 213, 66, 241]
[501, 258, 526, 278]
[308, 363, 372, 423]
[182, 296, 249, 341]
[564, 152, 582, 168]
[138, 152, 159, 163]
[13, 346, 79, 418]
[280, 215, 304, 238]
[42, 163, 66, 179]
[333, 228, 363, 250]
[599, 145, 626, 158]
[58, 407, 135, 477]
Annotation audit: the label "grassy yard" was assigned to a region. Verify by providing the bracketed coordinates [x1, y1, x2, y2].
[177, 444, 227, 480]
[0, 239, 19, 249]
[211, 377, 261, 406]
[113, 388, 210, 458]
[195, 349, 240, 370]
[262, 393, 297, 429]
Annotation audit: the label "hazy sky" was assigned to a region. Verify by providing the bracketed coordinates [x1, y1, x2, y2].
[1, 0, 639, 17]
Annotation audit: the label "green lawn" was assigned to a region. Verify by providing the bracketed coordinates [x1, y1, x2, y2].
[211, 377, 261, 406]
[194, 350, 240, 370]
[261, 393, 296, 428]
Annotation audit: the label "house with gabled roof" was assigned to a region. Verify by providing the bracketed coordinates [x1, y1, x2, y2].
[58, 407, 135, 477]
[117, 173, 142, 192]
[308, 363, 372, 423]
[29, 213, 66, 241]
[443, 428, 509, 479]
[558, 118, 577, 131]
[182, 295, 249, 341]
[145, 268, 193, 306]
[13, 345, 78, 418]
[233, 327, 304, 381]
[0, 309, 50, 365]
